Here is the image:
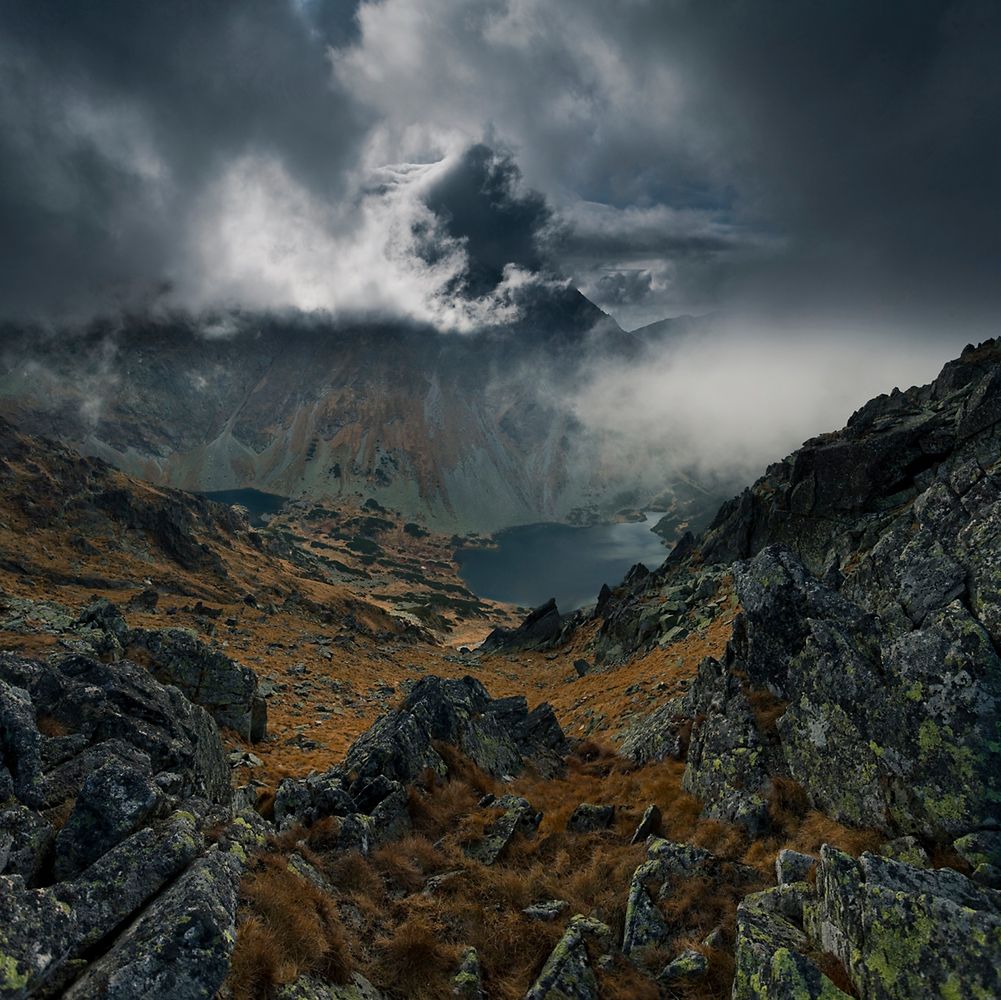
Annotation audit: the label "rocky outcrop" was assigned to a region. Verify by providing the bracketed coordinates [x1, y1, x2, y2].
[733, 883, 852, 999]
[807, 846, 1001, 1000]
[599, 341, 1001, 851]
[728, 544, 1001, 841]
[127, 627, 267, 742]
[275, 675, 567, 832]
[0, 652, 250, 999]
[465, 794, 541, 865]
[479, 598, 565, 652]
[565, 803, 615, 833]
[62, 850, 242, 1000]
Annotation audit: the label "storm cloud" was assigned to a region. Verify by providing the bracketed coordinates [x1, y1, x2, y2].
[1, 0, 999, 338]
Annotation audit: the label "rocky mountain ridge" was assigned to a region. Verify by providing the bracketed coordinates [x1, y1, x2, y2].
[1, 339, 1000, 999]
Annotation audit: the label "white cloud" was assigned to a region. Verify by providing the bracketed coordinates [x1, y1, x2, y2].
[183, 150, 552, 331]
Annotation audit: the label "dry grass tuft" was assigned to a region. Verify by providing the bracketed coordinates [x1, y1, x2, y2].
[371, 913, 458, 1000]
[767, 776, 811, 836]
[230, 853, 352, 996]
[228, 916, 283, 1000]
[35, 714, 72, 738]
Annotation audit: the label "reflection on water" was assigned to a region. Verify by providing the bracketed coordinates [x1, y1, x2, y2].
[455, 516, 669, 612]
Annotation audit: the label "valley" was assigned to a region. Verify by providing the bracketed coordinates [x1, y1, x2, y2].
[1, 338, 1000, 999]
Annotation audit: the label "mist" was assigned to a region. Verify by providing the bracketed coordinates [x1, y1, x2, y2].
[567, 320, 960, 494]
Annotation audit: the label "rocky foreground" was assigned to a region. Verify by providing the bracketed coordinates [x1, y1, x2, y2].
[2, 340, 1001, 998]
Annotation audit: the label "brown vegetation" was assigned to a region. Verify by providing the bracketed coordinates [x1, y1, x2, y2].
[229, 853, 353, 999]
[227, 740, 884, 1000]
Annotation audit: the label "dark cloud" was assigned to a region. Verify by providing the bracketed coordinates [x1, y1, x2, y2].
[0, 0, 999, 337]
[0, 0, 367, 317]
[422, 144, 554, 296]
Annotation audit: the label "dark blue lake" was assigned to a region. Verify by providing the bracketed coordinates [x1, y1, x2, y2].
[455, 517, 669, 612]
[198, 488, 288, 526]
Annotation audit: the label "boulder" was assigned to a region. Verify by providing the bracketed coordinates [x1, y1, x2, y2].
[806, 845, 1001, 1000]
[451, 945, 484, 999]
[0, 874, 77, 999]
[126, 629, 266, 743]
[730, 547, 1001, 839]
[622, 860, 670, 956]
[276, 973, 386, 999]
[0, 679, 43, 807]
[53, 760, 160, 880]
[0, 802, 54, 884]
[629, 804, 662, 844]
[465, 795, 540, 865]
[566, 803, 615, 833]
[682, 661, 770, 834]
[55, 812, 202, 957]
[776, 849, 816, 885]
[618, 697, 689, 764]
[480, 599, 563, 652]
[524, 915, 612, 1000]
[658, 948, 707, 983]
[277, 676, 566, 830]
[0, 653, 231, 807]
[523, 899, 569, 921]
[733, 886, 852, 999]
[61, 850, 241, 1000]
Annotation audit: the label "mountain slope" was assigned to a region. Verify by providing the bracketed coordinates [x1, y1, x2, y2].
[1, 342, 999, 1000]
[0, 291, 708, 533]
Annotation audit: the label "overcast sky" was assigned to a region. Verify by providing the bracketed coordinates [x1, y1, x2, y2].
[2, 0, 999, 336]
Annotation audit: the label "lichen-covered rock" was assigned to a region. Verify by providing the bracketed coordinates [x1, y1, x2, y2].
[276, 973, 386, 999]
[524, 915, 612, 1000]
[277, 676, 566, 830]
[523, 899, 569, 921]
[776, 849, 816, 885]
[274, 771, 356, 830]
[729, 546, 1001, 840]
[0, 874, 76, 999]
[0, 679, 43, 808]
[62, 850, 241, 1000]
[953, 829, 1001, 869]
[0, 803, 54, 884]
[451, 945, 483, 999]
[878, 836, 929, 868]
[658, 947, 707, 982]
[75, 599, 130, 655]
[566, 803, 615, 833]
[53, 760, 159, 880]
[622, 860, 670, 956]
[465, 795, 540, 865]
[646, 837, 715, 877]
[733, 886, 852, 999]
[55, 812, 202, 958]
[343, 676, 566, 785]
[807, 845, 1001, 1000]
[126, 628, 266, 743]
[618, 696, 690, 764]
[682, 660, 770, 834]
[0, 653, 231, 807]
[367, 779, 412, 845]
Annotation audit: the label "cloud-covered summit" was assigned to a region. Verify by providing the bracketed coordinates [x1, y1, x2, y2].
[1, 0, 999, 338]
